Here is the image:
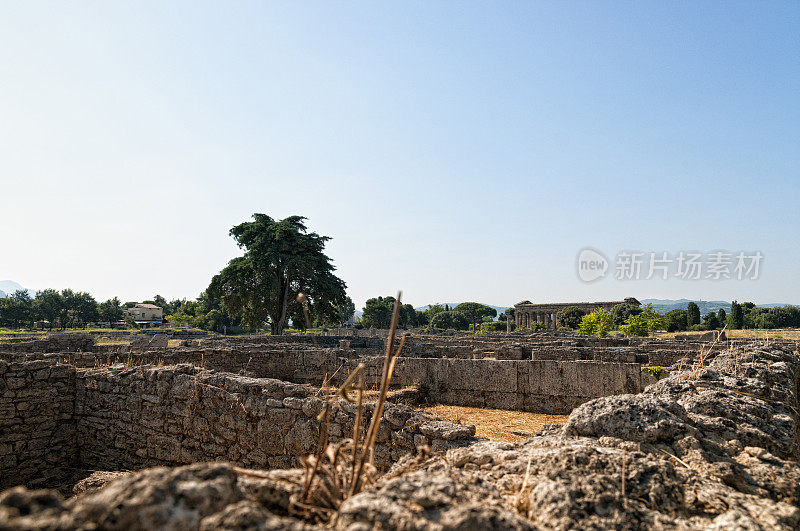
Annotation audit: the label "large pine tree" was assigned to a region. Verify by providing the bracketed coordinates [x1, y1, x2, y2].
[207, 214, 347, 334]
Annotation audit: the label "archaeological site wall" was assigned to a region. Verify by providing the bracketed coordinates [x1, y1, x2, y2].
[0, 358, 77, 490]
[46, 347, 653, 414]
[343, 357, 651, 413]
[76, 363, 473, 473]
[0, 355, 474, 490]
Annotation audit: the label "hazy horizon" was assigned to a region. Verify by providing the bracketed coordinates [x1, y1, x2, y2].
[2, 2, 797, 308]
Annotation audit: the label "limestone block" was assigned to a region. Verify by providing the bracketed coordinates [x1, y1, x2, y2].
[483, 391, 523, 411]
[284, 419, 316, 455]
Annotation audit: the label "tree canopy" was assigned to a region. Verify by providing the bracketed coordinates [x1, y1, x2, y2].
[556, 306, 585, 329]
[610, 303, 642, 326]
[687, 302, 701, 327]
[430, 310, 469, 330]
[664, 309, 688, 332]
[454, 302, 497, 333]
[361, 297, 417, 329]
[207, 214, 346, 334]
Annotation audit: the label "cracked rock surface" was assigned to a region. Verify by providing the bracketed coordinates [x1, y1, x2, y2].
[1, 344, 798, 529]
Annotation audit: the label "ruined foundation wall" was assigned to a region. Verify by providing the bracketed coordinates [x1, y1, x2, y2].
[51, 349, 655, 415]
[0, 358, 77, 489]
[393, 358, 650, 414]
[56, 347, 340, 384]
[76, 364, 473, 474]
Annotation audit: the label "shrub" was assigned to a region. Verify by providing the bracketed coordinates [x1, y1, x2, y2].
[479, 321, 508, 333]
[619, 313, 650, 337]
[579, 308, 613, 337]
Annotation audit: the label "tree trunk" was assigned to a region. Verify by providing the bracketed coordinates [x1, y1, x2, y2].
[272, 274, 291, 335]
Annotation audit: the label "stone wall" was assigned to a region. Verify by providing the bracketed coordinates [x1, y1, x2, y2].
[0, 357, 77, 489]
[55, 347, 340, 384]
[75, 364, 474, 473]
[0, 354, 475, 491]
[38, 348, 656, 415]
[347, 358, 651, 414]
[7, 333, 94, 353]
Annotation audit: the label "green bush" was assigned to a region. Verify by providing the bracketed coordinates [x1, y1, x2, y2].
[579, 308, 613, 337]
[478, 321, 508, 333]
[619, 314, 650, 337]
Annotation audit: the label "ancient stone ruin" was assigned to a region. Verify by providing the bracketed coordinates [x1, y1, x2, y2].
[514, 297, 641, 330]
[1, 331, 798, 529]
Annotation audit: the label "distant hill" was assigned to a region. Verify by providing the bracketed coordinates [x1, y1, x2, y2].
[0, 280, 35, 298]
[641, 298, 796, 315]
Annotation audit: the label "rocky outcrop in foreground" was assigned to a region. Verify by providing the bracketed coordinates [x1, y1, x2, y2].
[1, 344, 798, 529]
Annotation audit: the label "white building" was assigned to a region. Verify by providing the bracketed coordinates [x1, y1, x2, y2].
[124, 303, 163, 325]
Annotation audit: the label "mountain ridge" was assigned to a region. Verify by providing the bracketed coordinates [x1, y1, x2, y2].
[0, 280, 35, 298]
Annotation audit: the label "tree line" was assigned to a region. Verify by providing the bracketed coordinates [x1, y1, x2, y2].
[0, 288, 218, 331]
[541, 300, 800, 338]
[358, 299, 498, 331]
[5, 214, 797, 337]
[0, 214, 356, 334]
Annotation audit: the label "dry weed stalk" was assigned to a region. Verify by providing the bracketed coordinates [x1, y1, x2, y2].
[291, 291, 407, 522]
[676, 325, 728, 380]
[513, 455, 534, 515]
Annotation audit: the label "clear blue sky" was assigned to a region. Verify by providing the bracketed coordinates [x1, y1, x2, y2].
[1, 1, 798, 308]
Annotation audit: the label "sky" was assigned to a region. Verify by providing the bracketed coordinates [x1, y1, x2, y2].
[1, 1, 798, 309]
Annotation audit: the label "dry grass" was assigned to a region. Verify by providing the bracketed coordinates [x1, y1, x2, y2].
[725, 329, 800, 340]
[290, 291, 407, 524]
[318, 385, 418, 402]
[653, 328, 800, 340]
[95, 338, 131, 346]
[424, 404, 568, 443]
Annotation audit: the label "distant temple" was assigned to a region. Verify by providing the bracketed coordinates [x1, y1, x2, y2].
[514, 297, 640, 330]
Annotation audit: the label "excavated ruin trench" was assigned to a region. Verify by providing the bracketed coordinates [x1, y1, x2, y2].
[1, 336, 799, 529]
